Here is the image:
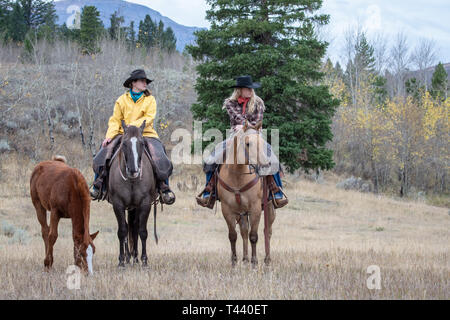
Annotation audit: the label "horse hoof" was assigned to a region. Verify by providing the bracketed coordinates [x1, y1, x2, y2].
[133, 258, 139, 265]
[264, 257, 271, 265]
[118, 261, 126, 268]
[242, 258, 249, 264]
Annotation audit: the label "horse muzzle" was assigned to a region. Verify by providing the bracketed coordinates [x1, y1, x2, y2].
[126, 167, 141, 179]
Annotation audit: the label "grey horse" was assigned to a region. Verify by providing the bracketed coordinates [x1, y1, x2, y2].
[108, 120, 158, 267]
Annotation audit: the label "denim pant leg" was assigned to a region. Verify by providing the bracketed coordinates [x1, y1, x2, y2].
[270, 171, 284, 199]
[203, 171, 214, 198]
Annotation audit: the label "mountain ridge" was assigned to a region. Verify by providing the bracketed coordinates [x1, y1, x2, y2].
[54, 0, 204, 52]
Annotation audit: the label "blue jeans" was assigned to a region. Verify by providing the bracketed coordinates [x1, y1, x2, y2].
[93, 172, 99, 190]
[203, 171, 214, 198]
[270, 172, 284, 200]
[203, 171, 283, 199]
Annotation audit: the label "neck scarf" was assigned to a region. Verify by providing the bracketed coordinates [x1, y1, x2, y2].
[130, 89, 144, 103]
[237, 96, 250, 114]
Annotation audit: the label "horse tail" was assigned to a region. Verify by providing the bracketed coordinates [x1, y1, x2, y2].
[52, 155, 67, 163]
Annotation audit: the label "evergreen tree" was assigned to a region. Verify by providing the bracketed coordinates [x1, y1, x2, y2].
[0, 0, 10, 32]
[431, 62, 448, 99]
[109, 10, 124, 40]
[334, 61, 344, 78]
[138, 14, 156, 48]
[6, 1, 27, 42]
[162, 26, 176, 52]
[1, 0, 56, 42]
[355, 33, 375, 72]
[373, 75, 388, 106]
[405, 77, 424, 103]
[57, 22, 80, 42]
[155, 20, 164, 48]
[187, 0, 339, 172]
[127, 20, 136, 48]
[79, 5, 104, 54]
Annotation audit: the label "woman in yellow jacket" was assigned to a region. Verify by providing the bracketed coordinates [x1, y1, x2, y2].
[90, 69, 175, 205]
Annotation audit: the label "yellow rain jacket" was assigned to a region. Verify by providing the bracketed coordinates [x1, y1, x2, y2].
[105, 91, 159, 139]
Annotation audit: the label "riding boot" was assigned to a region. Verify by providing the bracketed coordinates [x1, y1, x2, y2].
[196, 171, 216, 208]
[158, 179, 175, 205]
[90, 172, 103, 200]
[267, 172, 288, 208]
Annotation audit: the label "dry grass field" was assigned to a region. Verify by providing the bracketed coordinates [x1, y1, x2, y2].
[0, 159, 448, 300]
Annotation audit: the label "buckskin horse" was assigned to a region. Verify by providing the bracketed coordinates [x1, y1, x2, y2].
[216, 121, 276, 267]
[30, 156, 99, 274]
[107, 120, 158, 267]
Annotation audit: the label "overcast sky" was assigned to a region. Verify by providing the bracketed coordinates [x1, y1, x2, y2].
[126, 0, 449, 66]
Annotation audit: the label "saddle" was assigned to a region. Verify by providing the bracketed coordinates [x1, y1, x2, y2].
[196, 166, 286, 210]
[92, 136, 171, 202]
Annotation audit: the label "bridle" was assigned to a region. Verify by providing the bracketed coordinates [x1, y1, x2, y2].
[117, 139, 143, 182]
[217, 128, 264, 204]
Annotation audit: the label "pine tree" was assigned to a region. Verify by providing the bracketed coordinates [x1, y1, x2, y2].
[431, 62, 448, 100]
[79, 5, 104, 54]
[138, 15, 156, 48]
[19, 0, 56, 29]
[187, 0, 339, 172]
[0, 0, 56, 43]
[0, 0, 10, 33]
[335, 62, 344, 78]
[57, 22, 80, 42]
[127, 20, 136, 48]
[355, 33, 375, 72]
[155, 20, 164, 48]
[109, 10, 124, 40]
[162, 26, 176, 52]
[4, 1, 27, 42]
[405, 77, 424, 103]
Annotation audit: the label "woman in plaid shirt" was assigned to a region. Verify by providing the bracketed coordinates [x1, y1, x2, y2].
[197, 75, 288, 208]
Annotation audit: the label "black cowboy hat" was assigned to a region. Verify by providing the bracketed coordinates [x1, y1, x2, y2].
[230, 75, 261, 89]
[123, 69, 153, 88]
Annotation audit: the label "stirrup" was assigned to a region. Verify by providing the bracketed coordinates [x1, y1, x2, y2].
[196, 191, 216, 209]
[272, 188, 289, 209]
[159, 189, 175, 205]
[89, 184, 101, 200]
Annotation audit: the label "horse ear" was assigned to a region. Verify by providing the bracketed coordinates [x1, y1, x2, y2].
[254, 120, 263, 131]
[140, 120, 146, 134]
[121, 120, 127, 132]
[90, 231, 99, 241]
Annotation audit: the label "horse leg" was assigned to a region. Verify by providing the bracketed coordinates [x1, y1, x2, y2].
[137, 204, 151, 267]
[113, 204, 128, 267]
[33, 201, 49, 267]
[222, 204, 238, 267]
[264, 203, 276, 265]
[45, 209, 60, 270]
[239, 213, 249, 263]
[128, 209, 139, 264]
[249, 208, 262, 268]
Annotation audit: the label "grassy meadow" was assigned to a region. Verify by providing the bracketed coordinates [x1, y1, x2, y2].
[0, 156, 448, 299]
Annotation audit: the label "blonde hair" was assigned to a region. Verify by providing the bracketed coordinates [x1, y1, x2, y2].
[224, 88, 265, 113]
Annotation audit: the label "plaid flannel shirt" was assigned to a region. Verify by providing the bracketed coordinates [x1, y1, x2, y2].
[224, 97, 264, 130]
